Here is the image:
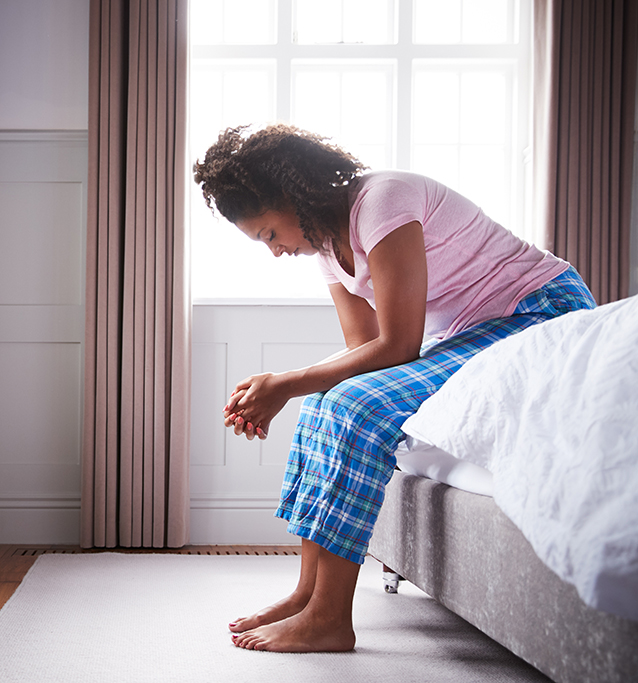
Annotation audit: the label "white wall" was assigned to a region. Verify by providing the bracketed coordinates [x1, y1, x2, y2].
[0, 0, 89, 130]
[0, 0, 89, 543]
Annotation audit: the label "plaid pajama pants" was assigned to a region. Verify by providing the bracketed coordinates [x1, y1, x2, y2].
[275, 266, 596, 564]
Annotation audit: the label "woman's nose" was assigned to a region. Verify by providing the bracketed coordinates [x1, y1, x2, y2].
[271, 244, 285, 257]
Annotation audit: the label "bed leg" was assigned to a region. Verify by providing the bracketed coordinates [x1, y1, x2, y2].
[382, 564, 400, 593]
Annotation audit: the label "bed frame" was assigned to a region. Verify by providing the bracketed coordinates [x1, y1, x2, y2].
[369, 470, 638, 683]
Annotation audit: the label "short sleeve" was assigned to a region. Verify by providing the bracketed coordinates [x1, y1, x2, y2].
[350, 175, 425, 256]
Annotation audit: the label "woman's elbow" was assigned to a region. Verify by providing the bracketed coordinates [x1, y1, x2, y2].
[379, 336, 422, 367]
[397, 342, 422, 365]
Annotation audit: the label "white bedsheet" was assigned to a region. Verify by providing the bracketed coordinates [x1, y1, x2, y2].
[401, 295, 638, 621]
[394, 438, 494, 496]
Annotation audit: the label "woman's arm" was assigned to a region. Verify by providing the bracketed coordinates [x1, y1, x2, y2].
[328, 281, 380, 351]
[225, 221, 427, 438]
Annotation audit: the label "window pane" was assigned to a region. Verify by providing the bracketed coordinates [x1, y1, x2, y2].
[414, 0, 461, 44]
[292, 70, 342, 137]
[294, 0, 395, 44]
[190, 0, 276, 45]
[292, 62, 394, 170]
[459, 145, 508, 224]
[414, 0, 513, 44]
[412, 61, 513, 226]
[190, 0, 224, 45]
[413, 144, 509, 226]
[190, 61, 276, 160]
[191, 61, 309, 300]
[412, 144, 460, 189]
[191, 193, 330, 299]
[413, 71, 460, 144]
[460, 72, 507, 144]
[462, 0, 510, 44]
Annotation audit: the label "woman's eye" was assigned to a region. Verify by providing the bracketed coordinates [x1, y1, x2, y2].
[268, 232, 275, 242]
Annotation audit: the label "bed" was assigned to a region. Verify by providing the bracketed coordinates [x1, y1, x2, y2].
[369, 294, 638, 683]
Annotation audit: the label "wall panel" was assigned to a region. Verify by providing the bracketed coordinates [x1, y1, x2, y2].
[190, 302, 343, 544]
[0, 132, 87, 543]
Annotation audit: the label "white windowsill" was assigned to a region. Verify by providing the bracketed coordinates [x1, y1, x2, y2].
[193, 297, 334, 307]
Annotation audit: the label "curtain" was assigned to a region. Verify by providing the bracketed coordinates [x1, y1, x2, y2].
[82, 0, 191, 548]
[533, 0, 638, 304]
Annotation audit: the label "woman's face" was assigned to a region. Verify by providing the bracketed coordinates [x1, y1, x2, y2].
[235, 206, 318, 258]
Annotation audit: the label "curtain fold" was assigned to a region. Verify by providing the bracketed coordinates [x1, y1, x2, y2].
[82, 0, 190, 548]
[533, 0, 638, 304]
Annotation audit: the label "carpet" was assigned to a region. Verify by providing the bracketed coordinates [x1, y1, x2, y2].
[0, 553, 551, 683]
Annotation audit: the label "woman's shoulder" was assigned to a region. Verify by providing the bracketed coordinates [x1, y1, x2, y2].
[351, 170, 421, 209]
[354, 169, 427, 191]
[348, 171, 433, 254]
[351, 170, 449, 209]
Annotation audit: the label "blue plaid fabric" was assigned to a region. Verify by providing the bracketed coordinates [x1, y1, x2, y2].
[275, 266, 596, 564]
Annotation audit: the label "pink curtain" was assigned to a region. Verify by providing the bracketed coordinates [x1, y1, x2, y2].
[82, 0, 191, 548]
[533, 0, 638, 304]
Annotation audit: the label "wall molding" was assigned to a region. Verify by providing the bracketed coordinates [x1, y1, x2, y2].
[193, 298, 334, 307]
[0, 129, 88, 143]
[0, 494, 81, 510]
[190, 495, 281, 510]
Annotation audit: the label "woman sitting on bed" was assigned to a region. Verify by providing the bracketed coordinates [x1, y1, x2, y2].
[193, 124, 596, 653]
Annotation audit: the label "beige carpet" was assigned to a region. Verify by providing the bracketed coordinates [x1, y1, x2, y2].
[0, 553, 551, 682]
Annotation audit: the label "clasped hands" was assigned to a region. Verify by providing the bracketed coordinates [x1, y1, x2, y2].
[223, 372, 290, 441]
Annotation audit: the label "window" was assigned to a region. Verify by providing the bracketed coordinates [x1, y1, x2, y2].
[190, 0, 532, 299]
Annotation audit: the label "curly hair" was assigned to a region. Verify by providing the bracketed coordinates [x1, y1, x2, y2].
[193, 124, 367, 249]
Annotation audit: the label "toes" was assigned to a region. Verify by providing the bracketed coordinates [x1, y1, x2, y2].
[229, 616, 261, 633]
[229, 618, 245, 633]
[245, 634, 266, 651]
[232, 629, 268, 650]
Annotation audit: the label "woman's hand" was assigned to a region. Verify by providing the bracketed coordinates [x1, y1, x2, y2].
[223, 372, 291, 440]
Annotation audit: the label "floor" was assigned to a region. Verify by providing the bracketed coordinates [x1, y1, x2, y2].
[0, 544, 301, 610]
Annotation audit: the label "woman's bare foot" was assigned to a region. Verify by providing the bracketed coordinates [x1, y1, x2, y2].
[230, 538, 322, 633]
[231, 540, 360, 652]
[228, 591, 310, 633]
[231, 607, 356, 653]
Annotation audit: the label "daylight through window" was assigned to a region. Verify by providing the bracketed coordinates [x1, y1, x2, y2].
[190, 0, 531, 300]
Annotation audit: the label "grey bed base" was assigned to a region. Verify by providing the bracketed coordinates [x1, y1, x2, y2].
[368, 470, 638, 683]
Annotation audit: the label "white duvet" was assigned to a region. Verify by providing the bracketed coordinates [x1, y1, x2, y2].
[401, 295, 638, 622]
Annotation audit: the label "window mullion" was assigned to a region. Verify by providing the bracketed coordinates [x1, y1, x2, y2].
[277, 0, 293, 122]
[396, 0, 414, 169]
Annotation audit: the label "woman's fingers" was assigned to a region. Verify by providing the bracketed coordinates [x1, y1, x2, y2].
[233, 416, 246, 436]
[225, 415, 264, 441]
[224, 388, 246, 415]
[223, 411, 269, 441]
[224, 411, 240, 428]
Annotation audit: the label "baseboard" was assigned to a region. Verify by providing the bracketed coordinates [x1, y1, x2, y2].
[0, 503, 81, 545]
[0, 500, 293, 546]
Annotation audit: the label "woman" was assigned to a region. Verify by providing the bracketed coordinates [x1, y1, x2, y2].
[193, 124, 596, 653]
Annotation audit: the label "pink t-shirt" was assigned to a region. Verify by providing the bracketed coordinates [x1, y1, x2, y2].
[317, 170, 569, 339]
